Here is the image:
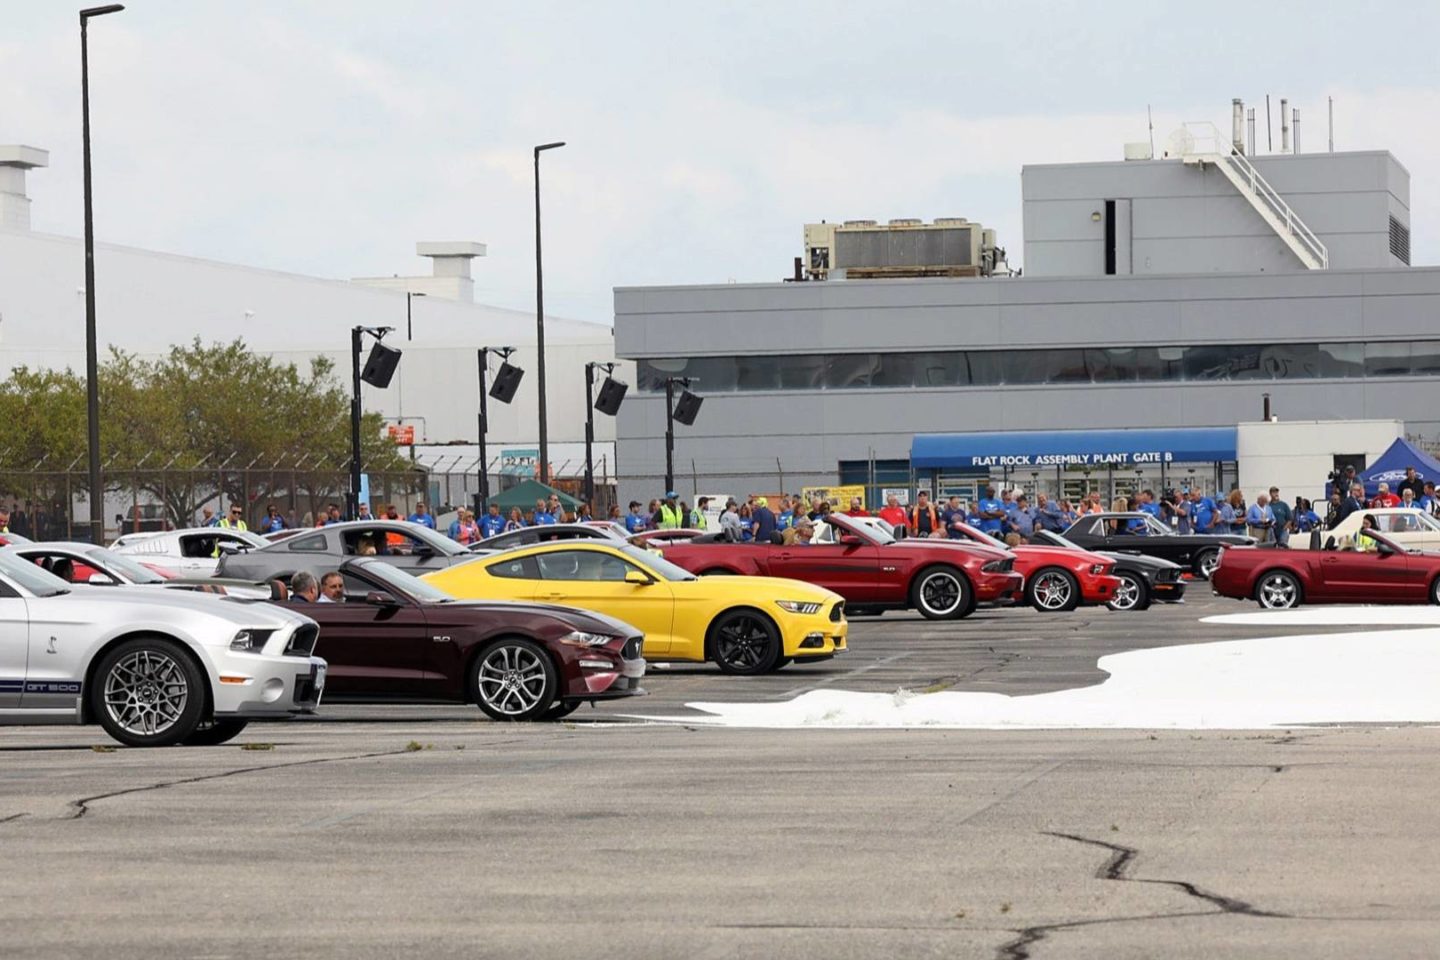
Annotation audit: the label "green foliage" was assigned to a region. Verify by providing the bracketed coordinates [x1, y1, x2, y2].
[0, 338, 413, 524]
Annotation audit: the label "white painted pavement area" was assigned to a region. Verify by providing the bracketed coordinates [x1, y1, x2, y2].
[634, 606, 1440, 730]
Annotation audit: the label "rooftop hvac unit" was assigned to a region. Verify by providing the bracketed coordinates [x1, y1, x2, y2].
[887, 218, 923, 226]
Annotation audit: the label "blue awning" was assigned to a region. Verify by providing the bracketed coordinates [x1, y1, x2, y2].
[911, 427, 1237, 469]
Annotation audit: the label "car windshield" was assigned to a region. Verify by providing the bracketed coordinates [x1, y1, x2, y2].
[829, 514, 890, 545]
[624, 544, 697, 581]
[85, 548, 167, 584]
[351, 559, 455, 602]
[0, 553, 70, 597]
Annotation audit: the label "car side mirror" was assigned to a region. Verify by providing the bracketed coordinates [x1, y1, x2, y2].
[365, 590, 399, 606]
[624, 570, 652, 586]
[1376, 540, 1396, 557]
[839, 535, 863, 545]
[217, 542, 242, 556]
[87, 572, 118, 585]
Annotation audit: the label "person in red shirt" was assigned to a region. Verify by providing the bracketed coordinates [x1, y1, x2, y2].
[878, 494, 908, 533]
[844, 496, 870, 518]
[1371, 482, 1400, 509]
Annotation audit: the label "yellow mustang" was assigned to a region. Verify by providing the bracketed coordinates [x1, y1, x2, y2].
[424, 542, 847, 674]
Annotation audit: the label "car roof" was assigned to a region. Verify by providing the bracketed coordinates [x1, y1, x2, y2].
[2, 541, 101, 553]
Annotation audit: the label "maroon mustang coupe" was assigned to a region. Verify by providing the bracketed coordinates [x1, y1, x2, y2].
[1211, 529, 1440, 608]
[654, 512, 1023, 620]
[272, 557, 646, 721]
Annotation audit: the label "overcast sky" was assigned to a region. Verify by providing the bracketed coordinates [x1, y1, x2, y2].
[4, 0, 1438, 324]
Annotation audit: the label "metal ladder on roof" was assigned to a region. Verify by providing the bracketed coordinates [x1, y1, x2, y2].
[1174, 121, 1329, 270]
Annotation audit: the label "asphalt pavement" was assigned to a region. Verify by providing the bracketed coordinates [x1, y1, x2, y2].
[2, 594, 1438, 959]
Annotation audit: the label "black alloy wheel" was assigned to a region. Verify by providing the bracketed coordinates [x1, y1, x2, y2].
[710, 610, 781, 675]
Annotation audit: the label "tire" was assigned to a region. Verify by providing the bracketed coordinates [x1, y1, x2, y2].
[471, 638, 559, 721]
[709, 609, 781, 675]
[1106, 572, 1151, 612]
[544, 700, 582, 720]
[772, 656, 793, 671]
[1193, 548, 1221, 580]
[89, 637, 207, 747]
[909, 566, 973, 620]
[1027, 567, 1081, 612]
[1255, 570, 1302, 609]
[180, 718, 250, 746]
[1431, 577, 1440, 606]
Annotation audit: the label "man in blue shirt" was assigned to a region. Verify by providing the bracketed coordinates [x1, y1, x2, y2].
[624, 501, 647, 534]
[1246, 494, 1274, 542]
[976, 485, 1005, 538]
[1188, 489, 1216, 533]
[259, 503, 286, 534]
[532, 498, 557, 526]
[1035, 493, 1065, 533]
[1010, 494, 1036, 538]
[939, 496, 967, 539]
[480, 503, 506, 538]
[1137, 490, 1162, 520]
[407, 501, 436, 529]
[752, 497, 777, 543]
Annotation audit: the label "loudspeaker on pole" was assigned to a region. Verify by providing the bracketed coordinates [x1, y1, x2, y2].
[489, 362, 524, 403]
[594, 376, 628, 416]
[360, 342, 402, 388]
[672, 389, 703, 425]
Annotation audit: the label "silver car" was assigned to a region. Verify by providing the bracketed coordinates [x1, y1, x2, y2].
[0, 554, 325, 746]
[215, 520, 474, 583]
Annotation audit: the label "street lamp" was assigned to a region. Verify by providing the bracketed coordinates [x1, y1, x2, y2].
[474, 347, 521, 515]
[405, 290, 426, 341]
[533, 140, 565, 484]
[349, 326, 400, 519]
[80, 2, 124, 543]
[662, 377, 702, 495]
[584, 362, 627, 507]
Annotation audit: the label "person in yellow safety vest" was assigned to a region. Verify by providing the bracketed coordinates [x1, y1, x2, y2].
[214, 504, 248, 556]
[652, 491, 684, 530]
[0, 505, 8, 534]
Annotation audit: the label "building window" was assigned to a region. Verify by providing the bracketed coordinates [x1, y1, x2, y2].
[634, 339, 1440, 394]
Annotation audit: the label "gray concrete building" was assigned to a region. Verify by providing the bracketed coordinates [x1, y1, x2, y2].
[613, 139, 1435, 507]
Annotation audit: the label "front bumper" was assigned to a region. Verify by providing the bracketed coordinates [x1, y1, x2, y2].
[212, 655, 326, 718]
[572, 636, 648, 700]
[1152, 576, 1188, 602]
[975, 571, 1025, 602]
[779, 609, 848, 658]
[1078, 573, 1123, 605]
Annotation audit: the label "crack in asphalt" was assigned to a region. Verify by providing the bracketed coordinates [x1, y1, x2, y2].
[994, 832, 1291, 959]
[0, 812, 29, 825]
[65, 749, 413, 821]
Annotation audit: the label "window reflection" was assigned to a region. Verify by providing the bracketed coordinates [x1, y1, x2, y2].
[635, 340, 1440, 393]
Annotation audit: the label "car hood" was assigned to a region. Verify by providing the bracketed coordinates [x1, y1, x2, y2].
[435, 598, 643, 638]
[1013, 544, 1113, 566]
[1095, 550, 1182, 572]
[679, 574, 843, 604]
[891, 538, 1010, 561]
[50, 584, 314, 629]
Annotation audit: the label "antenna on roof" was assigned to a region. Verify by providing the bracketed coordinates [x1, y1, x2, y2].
[1328, 96, 1334, 152]
[1265, 95, 1273, 152]
[1147, 104, 1155, 156]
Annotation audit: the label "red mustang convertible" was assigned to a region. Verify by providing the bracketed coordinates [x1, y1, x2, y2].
[653, 513, 1023, 620]
[1211, 529, 1440, 608]
[939, 522, 1121, 612]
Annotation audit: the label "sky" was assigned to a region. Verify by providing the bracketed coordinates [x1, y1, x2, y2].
[4, 0, 1439, 325]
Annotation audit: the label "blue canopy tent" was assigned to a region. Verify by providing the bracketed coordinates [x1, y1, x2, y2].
[1360, 438, 1440, 496]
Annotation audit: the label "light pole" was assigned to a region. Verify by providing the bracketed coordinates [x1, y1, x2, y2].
[80, 3, 124, 543]
[405, 290, 426, 341]
[475, 346, 516, 516]
[662, 377, 701, 495]
[584, 361, 617, 507]
[533, 140, 565, 484]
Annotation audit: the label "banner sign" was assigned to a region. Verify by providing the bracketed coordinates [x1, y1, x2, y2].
[500, 448, 539, 477]
[802, 484, 866, 509]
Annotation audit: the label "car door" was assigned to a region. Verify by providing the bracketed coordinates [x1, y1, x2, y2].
[176, 533, 221, 575]
[303, 584, 437, 696]
[530, 548, 675, 655]
[773, 536, 881, 600]
[19, 594, 87, 711]
[1317, 545, 1408, 601]
[0, 583, 26, 709]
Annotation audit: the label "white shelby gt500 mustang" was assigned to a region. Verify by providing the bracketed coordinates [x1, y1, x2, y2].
[0, 553, 326, 746]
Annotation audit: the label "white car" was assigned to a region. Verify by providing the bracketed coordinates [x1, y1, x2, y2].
[0, 542, 273, 599]
[0, 553, 325, 746]
[1327, 507, 1440, 550]
[111, 526, 269, 577]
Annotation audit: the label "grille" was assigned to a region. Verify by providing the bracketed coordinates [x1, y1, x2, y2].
[1156, 568, 1180, 582]
[622, 637, 643, 660]
[285, 624, 319, 658]
[1390, 216, 1411, 265]
[830, 601, 845, 622]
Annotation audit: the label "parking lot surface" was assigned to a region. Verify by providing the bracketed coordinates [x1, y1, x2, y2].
[4, 595, 1439, 959]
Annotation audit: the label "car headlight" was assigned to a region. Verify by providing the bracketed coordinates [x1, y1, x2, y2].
[559, 630, 614, 647]
[1090, 563, 1106, 575]
[775, 600, 823, 615]
[981, 560, 1007, 572]
[230, 628, 275, 652]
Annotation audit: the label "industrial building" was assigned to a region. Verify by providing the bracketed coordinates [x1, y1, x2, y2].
[0, 144, 626, 525]
[614, 110, 1426, 507]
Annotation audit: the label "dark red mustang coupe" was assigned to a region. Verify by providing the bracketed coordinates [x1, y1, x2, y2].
[1211, 530, 1440, 608]
[272, 557, 646, 720]
[654, 513, 1023, 620]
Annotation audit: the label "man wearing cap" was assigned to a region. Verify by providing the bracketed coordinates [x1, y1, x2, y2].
[653, 491, 684, 530]
[752, 496, 777, 543]
[624, 501, 648, 534]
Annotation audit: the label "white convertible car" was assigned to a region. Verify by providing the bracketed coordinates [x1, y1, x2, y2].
[111, 526, 269, 577]
[1327, 506, 1440, 550]
[0, 553, 325, 746]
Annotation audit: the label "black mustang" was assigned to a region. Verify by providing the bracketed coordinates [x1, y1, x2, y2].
[1060, 512, 1253, 580]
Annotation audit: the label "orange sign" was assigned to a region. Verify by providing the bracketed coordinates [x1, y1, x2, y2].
[387, 424, 415, 445]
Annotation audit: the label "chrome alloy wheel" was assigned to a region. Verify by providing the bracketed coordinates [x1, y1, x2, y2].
[1258, 572, 1300, 609]
[1032, 571, 1074, 610]
[1197, 550, 1221, 580]
[918, 571, 963, 617]
[1109, 574, 1141, 611]
[102, 649, 190, 737]
[477, 644, 549, 716]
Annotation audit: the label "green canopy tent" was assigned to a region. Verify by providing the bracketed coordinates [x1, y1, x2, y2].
[485, 478, 583, 514]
